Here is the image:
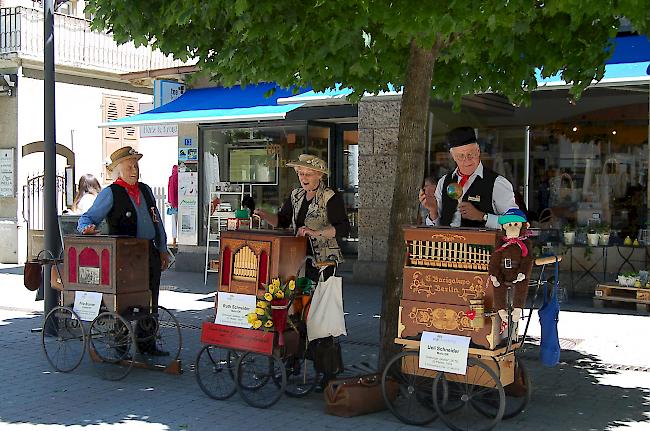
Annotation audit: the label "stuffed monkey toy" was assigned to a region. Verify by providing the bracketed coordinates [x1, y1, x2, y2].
[488, 208, 534, 323]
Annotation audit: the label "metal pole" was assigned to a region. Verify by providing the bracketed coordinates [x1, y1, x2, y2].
[43, 0, 59, 321]
[524, 125, 530, 208]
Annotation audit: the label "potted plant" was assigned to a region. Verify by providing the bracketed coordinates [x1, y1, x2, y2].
[597, 223, 611, 246]
[563, 223, 576, 245]
[586, 228, 600, 247]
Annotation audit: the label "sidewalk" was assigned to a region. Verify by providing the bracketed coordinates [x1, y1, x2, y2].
[1, 263, 650, 430]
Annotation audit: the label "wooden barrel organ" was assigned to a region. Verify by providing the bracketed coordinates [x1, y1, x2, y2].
[399, 226, 512, 350]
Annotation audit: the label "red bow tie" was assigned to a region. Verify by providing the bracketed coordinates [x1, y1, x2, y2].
[497, 236, 529, 257]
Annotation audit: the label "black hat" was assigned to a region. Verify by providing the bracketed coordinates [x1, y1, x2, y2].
[447, 127, 477, 149]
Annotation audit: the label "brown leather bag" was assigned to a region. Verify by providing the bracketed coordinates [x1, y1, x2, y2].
[324, 374, 398, 417]
[23, 260, 43, 291]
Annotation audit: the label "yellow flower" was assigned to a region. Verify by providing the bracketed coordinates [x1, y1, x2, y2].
[288, 280, 296, 291]
[269, 284, 276, 294]
[272, 278, 280, 288]
[264, 320, 274, 328]
[257, 300, 268, 308]
[275, 290, 284, 299]
[256, 307, 265, 315]
[247, 313, 258, 324]
[253, 320, 263, 329]
[264, 292, 273, 301]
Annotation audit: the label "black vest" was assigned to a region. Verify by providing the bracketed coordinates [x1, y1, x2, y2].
[107, 183, 160, 245]
[440, 168, 499, 227]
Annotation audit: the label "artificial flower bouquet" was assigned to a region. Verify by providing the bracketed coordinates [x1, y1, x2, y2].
[247, 278, 297, 345]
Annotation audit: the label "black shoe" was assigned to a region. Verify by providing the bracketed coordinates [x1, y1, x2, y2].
[145, 346, 170, 357]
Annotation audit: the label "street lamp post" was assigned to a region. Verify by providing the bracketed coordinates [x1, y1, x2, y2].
[43, 0, 60, 320]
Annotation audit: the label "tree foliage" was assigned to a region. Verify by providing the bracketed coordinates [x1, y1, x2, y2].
[88, 0, 648, 103]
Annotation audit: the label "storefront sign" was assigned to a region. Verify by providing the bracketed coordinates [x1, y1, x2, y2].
[178, 196, 197, 245]
[179, 148, 198, 162]
[73, 291, 103, 321]
[419, 331, 470, 375]
[0, 149, 15, 197]
[141, 124, 178, 138]
[215, 292, 257, 328]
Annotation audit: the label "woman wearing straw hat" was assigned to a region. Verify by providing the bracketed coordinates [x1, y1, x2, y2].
[255, 153, 350, 389]
[77, 146, 170, 356]
[255, 154, 350, 278]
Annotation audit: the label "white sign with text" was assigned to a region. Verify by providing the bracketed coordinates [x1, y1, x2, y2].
[215, 292, 257, 328]
[419, 331, 471, 375]
[73, 291, 103, 322]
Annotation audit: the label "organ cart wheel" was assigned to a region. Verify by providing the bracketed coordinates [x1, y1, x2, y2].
[472, 357, 532, 420]
[41, 306, 86, 373]
[381, 350, 439, 426]
[136, 306, 182, 368]
[88, 311, 136, 381]
[281, 354, 318, 398]
[433, 357, 505, 431]
[195, 345, 238, 400]
[235, 351, 286, 408]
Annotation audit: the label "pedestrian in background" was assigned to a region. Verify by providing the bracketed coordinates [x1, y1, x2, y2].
[71, 174, 101, 215]
[167, 165, 179, 246]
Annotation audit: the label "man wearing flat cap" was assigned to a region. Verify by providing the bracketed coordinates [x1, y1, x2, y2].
[420, 126, 517, 228]
[78, 146, 170, 356]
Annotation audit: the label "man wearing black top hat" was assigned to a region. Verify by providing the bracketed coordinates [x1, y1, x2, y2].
[420, 127, 517, 228]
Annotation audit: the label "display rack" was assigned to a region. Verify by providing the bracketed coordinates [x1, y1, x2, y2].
[204, 186, 250, 284]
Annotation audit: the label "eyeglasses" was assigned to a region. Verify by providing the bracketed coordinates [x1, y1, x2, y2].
[453, 152, 480, 162]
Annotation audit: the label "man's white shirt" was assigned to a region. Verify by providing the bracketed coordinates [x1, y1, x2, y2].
[425, 162, 517, 229]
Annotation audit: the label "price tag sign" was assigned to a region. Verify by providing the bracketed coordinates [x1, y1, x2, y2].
[73, 291, 103, 322]
[419, 331, 471, 375]
[215, 292, 257, 328]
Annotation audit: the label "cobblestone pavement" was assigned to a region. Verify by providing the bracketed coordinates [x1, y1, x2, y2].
[1, 264, 649, 430]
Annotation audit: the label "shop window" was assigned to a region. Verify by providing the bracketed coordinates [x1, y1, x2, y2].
[102, 94, 139, 182]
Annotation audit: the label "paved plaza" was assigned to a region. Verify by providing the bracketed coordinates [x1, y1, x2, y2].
[1, 263, 650, 430]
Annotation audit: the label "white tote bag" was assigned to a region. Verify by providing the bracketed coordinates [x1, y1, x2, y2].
[306, 274, 347, 342]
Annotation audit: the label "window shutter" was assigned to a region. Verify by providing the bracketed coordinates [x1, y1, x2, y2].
[102, 95, 140, 182]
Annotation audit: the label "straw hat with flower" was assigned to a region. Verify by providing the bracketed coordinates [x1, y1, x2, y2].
[286, 154, 328, 175]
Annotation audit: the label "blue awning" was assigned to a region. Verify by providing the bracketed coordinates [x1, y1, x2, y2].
[537, 35, 650, 86]
[99, 83, 309, 127]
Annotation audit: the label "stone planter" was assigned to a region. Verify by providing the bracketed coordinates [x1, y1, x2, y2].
[563, 231, 576, 245]
[587, 233, 600, 247]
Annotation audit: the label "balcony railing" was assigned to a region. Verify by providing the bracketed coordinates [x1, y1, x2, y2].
[0, 7, 186, 73]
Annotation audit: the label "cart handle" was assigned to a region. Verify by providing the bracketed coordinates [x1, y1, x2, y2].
[534, 255, 562, 266]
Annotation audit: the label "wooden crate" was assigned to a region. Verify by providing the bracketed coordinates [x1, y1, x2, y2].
[63, 235, 149, 294]
[398, 299, 511, 350]
[397, 339, 515, 387]
[200, 322, 299, 356]
[594, 283, 650, 312]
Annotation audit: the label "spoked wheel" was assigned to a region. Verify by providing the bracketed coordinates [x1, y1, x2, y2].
[381, 350, 439, 426]
[281, 354, 318, 398]
[473, 357, 531, 420]
[41, 306, 86, 373]
[135, 306, 182, 368]
[236, 351, 286, 408]
[88, 312, 136, 381]
[433, 358, 505, 431]
[195, 345, 238, 400]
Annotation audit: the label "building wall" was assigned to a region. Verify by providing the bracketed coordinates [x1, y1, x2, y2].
[353, 97, 401, 284]
[0, 88, 19, 263]
[8, 71, 176, 263]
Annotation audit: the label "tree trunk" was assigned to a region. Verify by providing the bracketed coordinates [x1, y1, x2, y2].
[378, 39, 438, 368]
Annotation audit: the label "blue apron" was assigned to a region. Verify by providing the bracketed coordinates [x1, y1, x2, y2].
[539, 257, 561, 367]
